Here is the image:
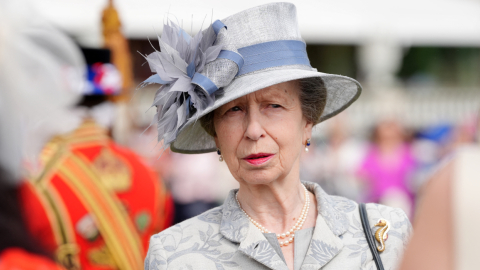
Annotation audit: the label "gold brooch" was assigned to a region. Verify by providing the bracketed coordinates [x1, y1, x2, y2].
[374, 219, 390, 252]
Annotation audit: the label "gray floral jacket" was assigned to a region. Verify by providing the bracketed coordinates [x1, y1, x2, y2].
[145, 182, 412, 270]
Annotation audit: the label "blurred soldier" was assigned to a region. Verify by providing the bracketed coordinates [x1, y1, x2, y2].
[0, 1, 79, 269]
[19, 46, 173, 270]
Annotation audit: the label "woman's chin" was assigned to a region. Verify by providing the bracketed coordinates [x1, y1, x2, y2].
[242, 178, 276, 186]
[238, 169, 281, 186]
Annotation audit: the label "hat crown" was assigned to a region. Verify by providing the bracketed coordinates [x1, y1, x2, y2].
[218, 2, 303, 49]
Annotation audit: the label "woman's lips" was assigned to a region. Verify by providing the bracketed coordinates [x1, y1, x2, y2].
[243, 153, 274, 165]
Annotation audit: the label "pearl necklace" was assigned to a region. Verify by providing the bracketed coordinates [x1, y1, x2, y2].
[235, 184, 310, 247]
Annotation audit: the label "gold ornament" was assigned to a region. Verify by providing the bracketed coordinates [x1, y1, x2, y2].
[56, 243, 80, 270]
[93, 148, 132, 191]
[88, 245, 117, 267]
[374, 219, 390, 252]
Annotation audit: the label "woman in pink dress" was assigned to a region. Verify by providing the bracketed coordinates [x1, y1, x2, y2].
[358, 120, 416, 217]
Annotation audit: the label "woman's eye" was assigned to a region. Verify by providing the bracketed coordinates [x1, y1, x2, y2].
[229, 106, 241, 112]
[270, 104, 281, 108]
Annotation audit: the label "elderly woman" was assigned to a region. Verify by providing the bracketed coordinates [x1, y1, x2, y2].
[143, 3, 411, 270]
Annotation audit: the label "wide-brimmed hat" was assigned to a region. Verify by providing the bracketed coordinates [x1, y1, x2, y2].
[141, 2, 361, 154]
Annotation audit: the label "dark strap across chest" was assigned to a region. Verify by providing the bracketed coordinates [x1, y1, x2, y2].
[359, 203, 385, 270]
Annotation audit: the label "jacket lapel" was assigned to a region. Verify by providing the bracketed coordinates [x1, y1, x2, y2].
[219, 190, 288, 270]
[218, 190, 249, 243]
[300, 214, 344, 269]
[237, 223, 289, 270]
[300, 182, 348, 269]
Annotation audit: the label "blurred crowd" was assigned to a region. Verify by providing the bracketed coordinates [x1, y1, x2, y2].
[299, 114, 479, 220]
[130, 112, 478, 224]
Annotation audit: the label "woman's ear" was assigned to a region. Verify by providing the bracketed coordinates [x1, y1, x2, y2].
[303, 120, 313, 142]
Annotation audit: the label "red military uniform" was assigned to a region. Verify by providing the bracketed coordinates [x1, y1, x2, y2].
[19, 119, 173, 270]
[0, 248, 65, 270]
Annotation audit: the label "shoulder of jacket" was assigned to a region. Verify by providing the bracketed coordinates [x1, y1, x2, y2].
[364, 203, 410, 224]
[363, 203, 413, 249]
[325, 193, 359, 215]
[146, 205, 226, 269]
[330, 194, 358, 206]
[156, 205, 224, 238]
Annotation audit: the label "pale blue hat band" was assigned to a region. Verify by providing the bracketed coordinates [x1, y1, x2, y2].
[237, 40, 310, 76]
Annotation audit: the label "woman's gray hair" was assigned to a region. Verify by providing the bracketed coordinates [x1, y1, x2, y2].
[200, 77, 327, 137]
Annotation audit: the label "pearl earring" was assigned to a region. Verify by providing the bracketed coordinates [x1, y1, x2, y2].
[217, 148, 224, 162]
[305, 139, 311, 152]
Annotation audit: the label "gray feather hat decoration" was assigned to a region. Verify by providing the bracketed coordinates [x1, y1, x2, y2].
[140, 18, 241, 148]
[140, 2, 362, 154]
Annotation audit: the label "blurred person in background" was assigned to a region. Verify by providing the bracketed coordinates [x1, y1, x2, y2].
[168, 153, 221, 224]
[0, 170, 64, 270]
[357, 119, 416, 217]
[410, 124, 452, 192]
[446, 115, 479, 153]
[399, 113, 480, 270]
[0, 1, 80, 268]
[410, 116, 478, 197]
[19, 46, 173, 270]
[0, 174, 66, 268]
[301, 114, 366, 201]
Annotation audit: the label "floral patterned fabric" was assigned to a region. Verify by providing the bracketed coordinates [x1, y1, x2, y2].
[145, 182, 412, 270]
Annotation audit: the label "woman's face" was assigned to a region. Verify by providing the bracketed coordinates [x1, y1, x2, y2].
[213, 80, 312, 186]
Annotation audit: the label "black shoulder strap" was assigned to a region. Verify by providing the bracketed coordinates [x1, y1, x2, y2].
[359, 203, 385, 270]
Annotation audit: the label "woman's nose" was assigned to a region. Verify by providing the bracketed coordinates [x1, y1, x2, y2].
[244, 110, 265, 141]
